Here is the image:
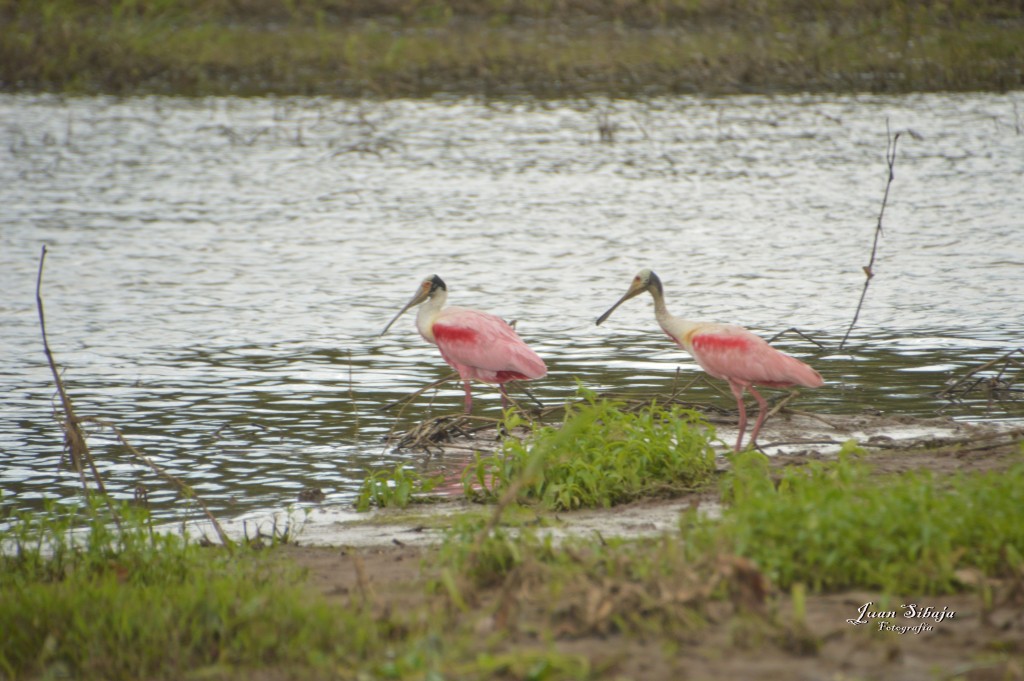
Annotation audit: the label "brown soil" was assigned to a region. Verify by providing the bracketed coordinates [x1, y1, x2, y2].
[276, 417, 1024, 681]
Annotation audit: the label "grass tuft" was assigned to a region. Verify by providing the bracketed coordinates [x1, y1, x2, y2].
[465, 389, 718, 510]
[0, 498, 375, 679]
[356, 463, 442, 511]
[686, 443, 1024, 594]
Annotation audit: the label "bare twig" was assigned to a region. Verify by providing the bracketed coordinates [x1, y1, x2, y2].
[839, 123, 921, 349]
[84, 417, 233, 548]
[36, 246, 122, 531]
[36, 245, 231, 547]
[937, 348, 1024, 404]
[377, 372, 459, 412]
[347, 349, 359, 430]
[765, 390, 799, 419]
[767, 327, 827, 349]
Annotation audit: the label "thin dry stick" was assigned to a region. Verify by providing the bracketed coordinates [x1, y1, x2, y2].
[347, 349, 359, 430]
[378, 373, 453, 453]
[85, 416, 233, 549]
[767, 327, 827, 349]
[37, 246, 231, 546]
[377, 372, 459, 412]
[839, 124, 918, 350]
[765, 390, 799, 420]
[507, 381, 545, 413]
[936, 348, 1024, 398]
[36, 246, 122, 531]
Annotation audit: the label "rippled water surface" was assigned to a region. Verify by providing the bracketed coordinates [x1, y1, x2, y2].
[2, 93, 1022, 520]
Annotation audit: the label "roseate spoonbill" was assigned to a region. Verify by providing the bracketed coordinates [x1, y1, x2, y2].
[596, 268, 824, 452]
[380, 275, 547, 414]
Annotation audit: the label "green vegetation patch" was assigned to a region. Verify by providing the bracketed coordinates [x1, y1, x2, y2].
[356, 462, 443, 511]
[431, 514, 738, 638]
[0, 503, 362, 679]
[2, 0, 1022, 95]
[686, 444, 1024, 594]
[0, 499, 596, 680]
[466, 390, 718, 510]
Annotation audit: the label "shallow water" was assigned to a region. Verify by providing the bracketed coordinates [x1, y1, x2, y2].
[1, 93, 1022, 521]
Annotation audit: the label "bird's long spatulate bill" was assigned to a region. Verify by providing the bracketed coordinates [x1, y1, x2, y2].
[380, 306, 410, 336]
[596, 282, 645, 325]
[595, 297, 628, 325]
[380, 286, 431, 335]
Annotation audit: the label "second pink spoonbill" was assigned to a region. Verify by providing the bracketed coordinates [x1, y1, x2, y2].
[596, 268, 824, 451]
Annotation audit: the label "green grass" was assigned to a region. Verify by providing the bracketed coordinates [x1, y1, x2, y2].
[685, 443, 1024, 594]
[465, 390, 718, 510]
[2, 0, 1022, 95]
[0, 501, 356, 679]
[5, 433, 1024, 678]
[356, 462, 442, 511]
[0, 498, 596, 680]
[430, 513, 721, 637]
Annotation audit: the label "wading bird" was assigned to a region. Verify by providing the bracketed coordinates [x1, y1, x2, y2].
[596, 268, 824, 451]
[381, 275, 547, 414]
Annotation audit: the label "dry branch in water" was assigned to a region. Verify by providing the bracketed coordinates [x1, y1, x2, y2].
[36, 246, 120, 529]
[35, 246, 231, 548]
[390, 414, 500, 450]
[766, 327, 827, 349]
[839, 123, 922, 350]
[937, 348, 1024, 407]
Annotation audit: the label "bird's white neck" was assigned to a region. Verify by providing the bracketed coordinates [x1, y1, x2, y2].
[649, 287, 699, 349]
[648, 285, 672, 328]
[415, 289, 447, 343]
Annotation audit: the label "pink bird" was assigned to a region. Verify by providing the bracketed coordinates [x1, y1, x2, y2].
[381, 275, 547, 414]
[596, 268, 824, 452]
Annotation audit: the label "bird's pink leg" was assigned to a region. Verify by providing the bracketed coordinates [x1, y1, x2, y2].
[747, 386, 769, 447]
[462, 380, 473, 414]
[728, 381, 748, 452]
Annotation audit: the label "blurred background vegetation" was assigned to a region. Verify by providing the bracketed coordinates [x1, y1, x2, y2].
[1, 0, 1022, 96]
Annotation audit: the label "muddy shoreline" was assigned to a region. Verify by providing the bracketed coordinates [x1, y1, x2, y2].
[197, 412, 1023, 549]
[252, 412, 1024, 681]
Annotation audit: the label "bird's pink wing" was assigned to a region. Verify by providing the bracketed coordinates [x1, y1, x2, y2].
[433, 308, 547, 383]
[688, 325, 823, 389]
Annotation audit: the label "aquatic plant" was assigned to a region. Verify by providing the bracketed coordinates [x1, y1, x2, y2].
[355, 463, 442, 511]
[466, 389, 718, 510]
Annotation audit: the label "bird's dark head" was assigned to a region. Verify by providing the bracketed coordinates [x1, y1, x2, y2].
[410, 274, 446, 302]
[634, 268, 663, 297]
[380, 274, 448, 336]
[596, 268, 663, 325]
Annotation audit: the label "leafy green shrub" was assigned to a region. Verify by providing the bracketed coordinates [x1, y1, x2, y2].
[356, 464, 442, 511]
[466, 389, 718, 510]
[686, 444, 1024, 594]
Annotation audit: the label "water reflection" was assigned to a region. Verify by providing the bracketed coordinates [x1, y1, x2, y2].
[1, 93, 1022, 521]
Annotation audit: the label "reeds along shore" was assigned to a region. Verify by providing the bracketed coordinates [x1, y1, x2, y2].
[2, 0, 1022, 96]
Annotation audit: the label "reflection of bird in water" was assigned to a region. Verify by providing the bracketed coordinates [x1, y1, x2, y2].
[597, 268, 824, 451]
[381, 275, 547, 414]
